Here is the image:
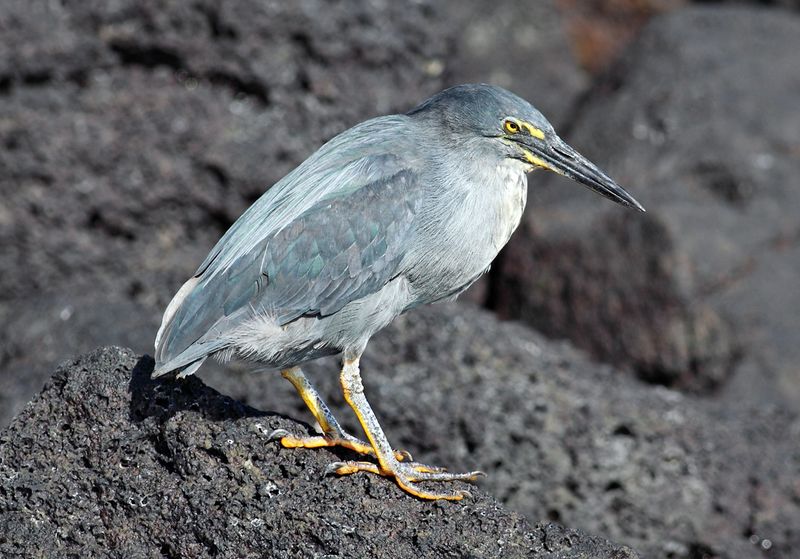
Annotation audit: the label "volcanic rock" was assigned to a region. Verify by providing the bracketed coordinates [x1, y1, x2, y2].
[0, 346, 638, 559]
[492, 7, 800, 403]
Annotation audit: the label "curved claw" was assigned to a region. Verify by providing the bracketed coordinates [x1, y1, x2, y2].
[267, 428, 291, 442]
[323, 461, 345, 477]
[396, 449, 414, 462]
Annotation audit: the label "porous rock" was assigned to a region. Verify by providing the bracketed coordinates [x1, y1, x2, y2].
[444, 0, 587, 128]
[492, 7, 800, 401]
[0, 346, 637, 559]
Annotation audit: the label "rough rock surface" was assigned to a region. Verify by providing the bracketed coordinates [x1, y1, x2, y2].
[446, 0, 587, 128]
[492, 7, 800, 401]
[0, 292, 160, 428]
[3, 304, 798, 558]
[0, 346, 638, 559]
[556, 0, 685, 74]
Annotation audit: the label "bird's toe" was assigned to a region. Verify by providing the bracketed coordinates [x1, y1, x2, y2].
[397, 462, 485, 483]
[324, 460, 381, 477]
[393, 474, 470, 501]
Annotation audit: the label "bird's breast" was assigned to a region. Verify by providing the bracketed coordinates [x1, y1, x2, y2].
[405, 160, 528, 305]
[490, 160, 529, 250]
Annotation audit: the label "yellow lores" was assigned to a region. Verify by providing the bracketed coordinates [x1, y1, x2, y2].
[502, 117, 554, 173]
[520, 121, 545, 140]
[522, 150, 561, 174]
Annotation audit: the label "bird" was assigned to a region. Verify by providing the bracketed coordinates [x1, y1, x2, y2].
[152, 84, 644, 501]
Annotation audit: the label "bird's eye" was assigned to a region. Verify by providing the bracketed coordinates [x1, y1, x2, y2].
[503, 120, 520, 134]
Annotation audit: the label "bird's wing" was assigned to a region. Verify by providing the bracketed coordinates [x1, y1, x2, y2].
[154, 116, 425, 373]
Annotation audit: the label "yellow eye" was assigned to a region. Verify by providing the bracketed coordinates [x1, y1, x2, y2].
[503, 120, 520, 134]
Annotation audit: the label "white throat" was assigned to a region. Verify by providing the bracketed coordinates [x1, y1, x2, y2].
[491, 158, 530, 249]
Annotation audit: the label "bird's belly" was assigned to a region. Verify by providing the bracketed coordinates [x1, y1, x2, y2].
[228, 275, 412, 368]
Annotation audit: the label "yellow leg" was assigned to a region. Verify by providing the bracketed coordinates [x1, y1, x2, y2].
[270, 367, 412, 462]
[280, 367, 338, 434]
[331, 356, 484, 501]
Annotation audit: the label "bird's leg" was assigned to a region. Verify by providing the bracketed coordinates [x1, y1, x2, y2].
[327, 356, 484, 501]
[270, 366, 411, 462]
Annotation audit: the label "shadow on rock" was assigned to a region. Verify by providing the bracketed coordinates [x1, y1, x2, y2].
[127, 354, 274, 424]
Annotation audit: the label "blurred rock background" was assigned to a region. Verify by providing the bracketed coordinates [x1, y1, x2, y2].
[1, 0, 798, 557]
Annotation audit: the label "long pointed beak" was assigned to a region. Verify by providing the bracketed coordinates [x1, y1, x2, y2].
[523, 137, 645, 212]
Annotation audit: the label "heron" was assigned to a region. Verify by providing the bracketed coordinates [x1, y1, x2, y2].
[153, 84, 644, 500]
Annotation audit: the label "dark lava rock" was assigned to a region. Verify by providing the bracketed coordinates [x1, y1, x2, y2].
[491, 7, 800, 399]
[557, 0, 686, 74]
[1, 299, 798, 557]
[698, 0, 800, 11]
[2, 2, 798, 556]
[445, 0, 587, 128]
[0, 292, 160, 428]
[197, 304, 800, 559]
[0, 346, 637, 559]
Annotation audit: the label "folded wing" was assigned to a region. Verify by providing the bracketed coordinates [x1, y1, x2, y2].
[154, 116, 424, 375]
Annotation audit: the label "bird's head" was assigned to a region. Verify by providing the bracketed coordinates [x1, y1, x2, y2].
[408, 84, 644, 211]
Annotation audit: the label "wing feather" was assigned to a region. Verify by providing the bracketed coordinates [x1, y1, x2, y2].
[154, 116, 425, 374]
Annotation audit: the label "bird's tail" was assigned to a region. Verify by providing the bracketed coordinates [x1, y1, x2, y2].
[152, 356, 206, 379]
[153, 277, 209, 378]
[154, 277, 200, 356]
